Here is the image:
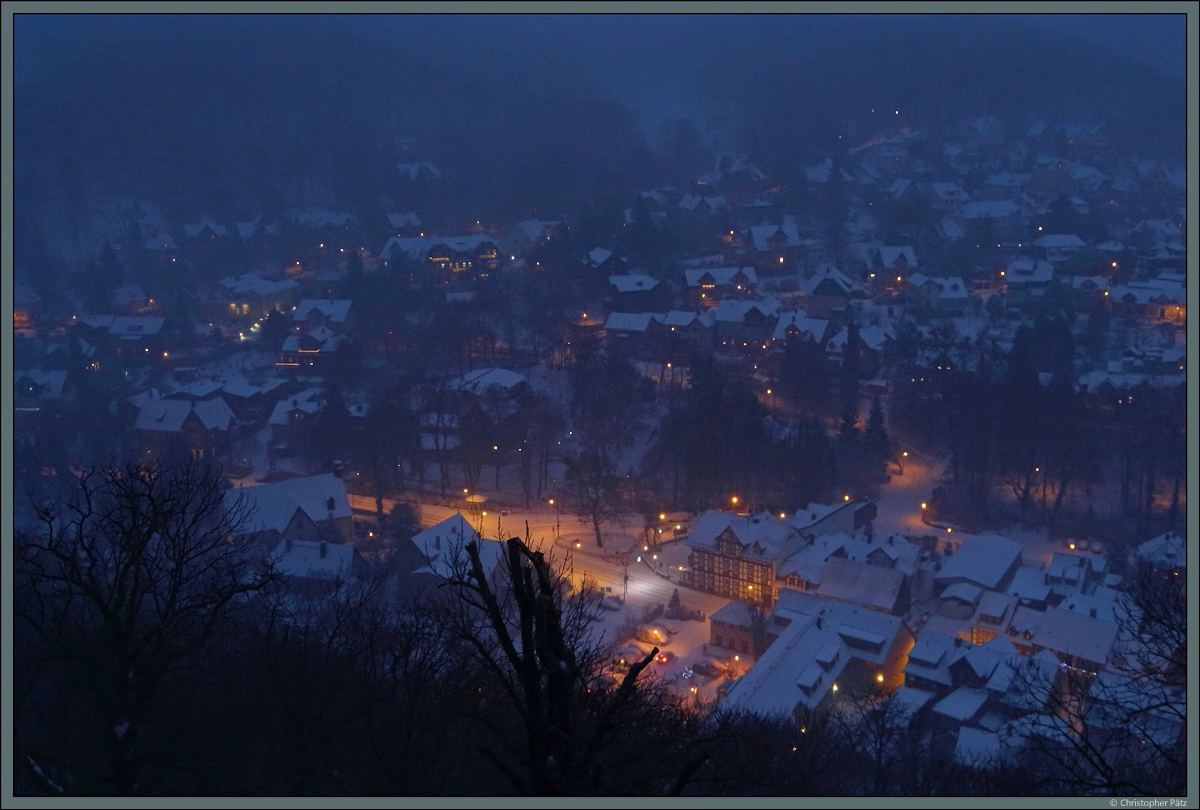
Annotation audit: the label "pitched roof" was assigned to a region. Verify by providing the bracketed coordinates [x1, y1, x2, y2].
[1032, 607, 1118, 666]
[609, 274, 659, 293]
[935, 535, 1023, 590]
[410, 513, 505, 580]
[270, 538, 357, 581]
[684, 266, 757, 287]
[293, 299, 351, 323]
[604, 312, 656, 332]
[231, 473, 351, 535]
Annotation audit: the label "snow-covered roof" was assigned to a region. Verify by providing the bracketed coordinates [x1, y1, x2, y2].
[684, 266, 757, 288]
[386, 211, 421, 229]
[268, 388, 324, 425]
[935, 535, 1023, 591]
[1032, 607, 1118, 667]
[270, 538, 357, 581]
[609, 274, 659, 293]
[448, 367, 527, 395]
[184, 218, 228, 239]
[516, 218, 561, 241]
[772, 311, 828, 343]
[410, 513, 504, 580]
[588, 246, 613, 267]
[108, 316, 165, 336]
[722, 590, 903, 716]
[876, 246, 917, 269]
[1033, 233, 1086, 250]
[1132, 531, 1185, 569]
[294, 299, 351, 323]
[815, 557, 906, 612]
[14, 368, 69, 399]
[1006, 566, 1051, 604]
[605, 312, 656, 333]
[231, 473, 351, 535]
[933, 686, 989, 722]
[686, 510, 802, 563]
[219, 274, 299, 297]
[134, 397, 234, 433]
[1005, 259, 1054, 284]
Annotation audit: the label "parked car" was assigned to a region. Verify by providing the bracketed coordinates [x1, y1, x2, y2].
[654, 650, 675, 665]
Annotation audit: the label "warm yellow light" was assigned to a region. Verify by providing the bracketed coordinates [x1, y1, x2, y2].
[843, 494, 850, 501]
[921, 502, 927, 510]
[660, 513, 666, 520]
[876, 673, 884, 682]
[731, 496, 738, 504]
[832, 683, 838, 691]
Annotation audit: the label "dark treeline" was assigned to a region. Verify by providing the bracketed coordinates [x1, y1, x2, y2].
[15, 459, 1184, 797]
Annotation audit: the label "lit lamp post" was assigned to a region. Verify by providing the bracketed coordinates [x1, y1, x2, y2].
[549, 498, 560, 538]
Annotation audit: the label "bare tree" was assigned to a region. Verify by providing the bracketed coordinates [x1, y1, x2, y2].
[440, 532, 706, 794]
[15, 459, 281, 795]
[1006, 571, 1186, 796]
[564, 450, 624, 549]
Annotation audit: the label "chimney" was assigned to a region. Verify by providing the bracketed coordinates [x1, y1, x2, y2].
[320, 541, 328, 558]
[286, 537, 292, 551]
[434, 536, 441, 550]
[1089, 608, 1097, 618]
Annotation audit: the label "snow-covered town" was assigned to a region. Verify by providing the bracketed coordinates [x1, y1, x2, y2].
[9, 11, 1189, 800]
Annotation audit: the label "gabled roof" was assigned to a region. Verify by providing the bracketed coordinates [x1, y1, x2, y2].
[933, 686, 989, 722]
[685, 510, 801, 562]
[935, 535, 1022, 590]
[218, 274, 299, 297]
[516, 218, 561, 241]
[1005, 259, 1054, 284]
[1033, 233, 1086, 250]
[184, 218, 229, 238]
[722, 589, 903, 716]
[231, 473, 351, 535]
[816, 557, 906, 612]
[134, 397, 233, 433]
[1033, 607, 1117, 666]
[293, 299, 352, 323]
[1132, 531, 1185, 568]
[448, 367, 527, 395]
[14, 368, 69, 399]
[609, 274, 659, 293]
[268, 389, 324, 425]
[876, 246, 917, 269]
[772, 311, 828, 343]
[604, 312, 656, 333]
[684, 266, 757, 288]
[410, 513, 505, 580]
